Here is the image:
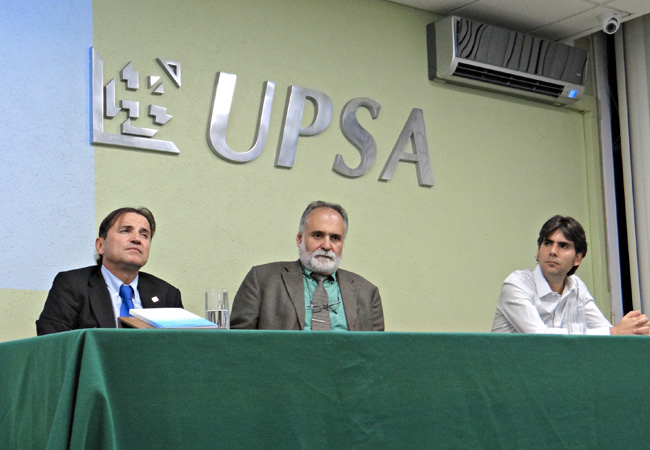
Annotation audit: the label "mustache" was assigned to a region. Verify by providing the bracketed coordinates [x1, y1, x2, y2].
[312, 249, 335, 259]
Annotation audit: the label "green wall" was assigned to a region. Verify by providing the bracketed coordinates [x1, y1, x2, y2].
[0, 0, 610, 341]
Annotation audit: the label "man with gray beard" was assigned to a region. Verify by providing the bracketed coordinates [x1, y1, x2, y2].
[230, 201, 384, 331]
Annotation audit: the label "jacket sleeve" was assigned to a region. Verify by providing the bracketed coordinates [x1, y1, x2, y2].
[36, 272, 82, 335]
[230, 267, 261, 329]
[370, 286, 385, 331]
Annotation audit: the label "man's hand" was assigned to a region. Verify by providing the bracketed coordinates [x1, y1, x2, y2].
[611, 310, 650, 335]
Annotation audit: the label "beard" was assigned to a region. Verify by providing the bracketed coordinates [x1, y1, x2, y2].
[298, 240, 343, 274]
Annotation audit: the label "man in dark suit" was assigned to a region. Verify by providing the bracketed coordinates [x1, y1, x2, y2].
[231, 201, 384, 331]
[36, 207, 182, 335]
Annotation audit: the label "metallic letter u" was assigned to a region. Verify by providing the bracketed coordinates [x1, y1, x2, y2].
[207, 72, 275, 163]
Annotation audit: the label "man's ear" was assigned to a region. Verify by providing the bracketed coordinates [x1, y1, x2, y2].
[296, 233, 303, 248]
[573, 252, 584, 268]
[95, 237, 104, 255]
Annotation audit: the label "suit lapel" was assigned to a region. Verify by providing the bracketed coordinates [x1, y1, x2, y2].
[338, 271, 358, 330]
[282, 261, 306, 329]
[138, 274, 158, 308]
[88, 268, 118, 328]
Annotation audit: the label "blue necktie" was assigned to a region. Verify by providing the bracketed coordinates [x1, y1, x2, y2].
[119, 284, 134, 317]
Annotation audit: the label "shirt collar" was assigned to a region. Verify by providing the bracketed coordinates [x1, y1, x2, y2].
[100, 265, 139, 293]
[533, 264, 576, 298]
[301, 263, 338, 282]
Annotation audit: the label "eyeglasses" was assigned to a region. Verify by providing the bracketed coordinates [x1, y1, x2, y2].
[310, 299, 341, 315]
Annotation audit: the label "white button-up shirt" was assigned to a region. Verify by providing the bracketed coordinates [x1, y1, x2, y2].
[491, 265, 612, 335]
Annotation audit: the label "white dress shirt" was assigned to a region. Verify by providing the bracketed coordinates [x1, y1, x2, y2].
[491, 265, 612, 335]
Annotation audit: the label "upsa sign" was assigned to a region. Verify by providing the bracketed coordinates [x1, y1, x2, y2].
[91, 49, 433, 187]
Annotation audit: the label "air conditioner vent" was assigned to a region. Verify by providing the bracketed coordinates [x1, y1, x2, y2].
[453, 62, 565, 98]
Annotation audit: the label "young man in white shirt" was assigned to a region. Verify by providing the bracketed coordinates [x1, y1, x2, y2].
[491, 215, 649, 335]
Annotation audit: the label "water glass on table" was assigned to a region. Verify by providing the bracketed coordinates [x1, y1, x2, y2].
[205, 289, 230, 329]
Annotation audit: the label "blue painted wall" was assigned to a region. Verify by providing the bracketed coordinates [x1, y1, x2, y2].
[0, 0, 95, 290]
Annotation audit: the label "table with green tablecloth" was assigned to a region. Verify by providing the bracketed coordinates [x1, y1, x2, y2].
[1, 329, 649, 449]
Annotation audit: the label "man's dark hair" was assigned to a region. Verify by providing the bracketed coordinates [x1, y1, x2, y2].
[537, 215, 587, 276]
[298, 201, 348, 237]
[96, 207, 156, 266]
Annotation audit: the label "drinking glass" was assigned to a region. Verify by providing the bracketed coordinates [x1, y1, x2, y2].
[205, 289, 230, 329]
[567, 298, 586, 335]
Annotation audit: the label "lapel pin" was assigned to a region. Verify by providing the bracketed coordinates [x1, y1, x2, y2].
[152, 296, 160, 303]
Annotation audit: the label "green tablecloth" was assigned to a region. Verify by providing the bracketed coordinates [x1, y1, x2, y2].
[1, 330, 649, 449]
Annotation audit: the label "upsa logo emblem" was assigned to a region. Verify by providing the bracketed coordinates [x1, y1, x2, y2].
[91, 48, 181, 154]
[90, 48, 434, 187]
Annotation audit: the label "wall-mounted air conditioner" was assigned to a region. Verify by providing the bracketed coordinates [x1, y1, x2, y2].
[427, 16, 588, 105]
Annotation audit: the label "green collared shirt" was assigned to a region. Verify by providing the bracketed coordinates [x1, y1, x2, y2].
[302, 265, 348, 331]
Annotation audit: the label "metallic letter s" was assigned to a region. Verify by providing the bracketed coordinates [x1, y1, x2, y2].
[333, 97, 381, 178]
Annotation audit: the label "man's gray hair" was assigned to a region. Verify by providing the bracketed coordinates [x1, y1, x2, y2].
[298, 201, 348, 236]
